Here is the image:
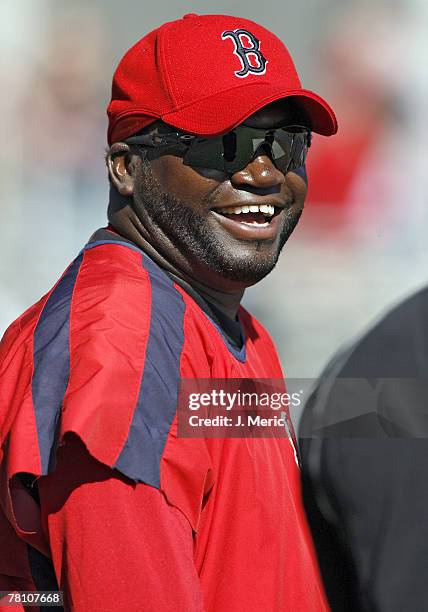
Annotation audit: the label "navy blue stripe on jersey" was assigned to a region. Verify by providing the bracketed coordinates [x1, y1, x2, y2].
[115, 253, 185, 487]
[83, 239, 145, 257]
[205, 314, 246, 362]
[32, 255, 83, 474]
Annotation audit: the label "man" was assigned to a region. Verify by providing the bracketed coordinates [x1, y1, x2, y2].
[300, 287, 428, 611]
[0, 14, 337, 611]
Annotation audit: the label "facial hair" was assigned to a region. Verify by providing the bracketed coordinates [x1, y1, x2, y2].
[134, 156, 303, 285]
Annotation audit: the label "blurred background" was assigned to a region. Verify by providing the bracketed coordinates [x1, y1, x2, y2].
[1, 0, 427, 377]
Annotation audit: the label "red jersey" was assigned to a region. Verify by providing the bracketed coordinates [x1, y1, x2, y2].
[0, 229, 327, 611]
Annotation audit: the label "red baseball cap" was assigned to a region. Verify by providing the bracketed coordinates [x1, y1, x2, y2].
[107, 13, 337, 144]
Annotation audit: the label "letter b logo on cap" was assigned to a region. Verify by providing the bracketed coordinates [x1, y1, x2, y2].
[221, 29, 268, 78]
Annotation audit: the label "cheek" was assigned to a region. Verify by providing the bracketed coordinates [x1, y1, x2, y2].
[285, 171, 308, 205]
[149, 155, 219, 209]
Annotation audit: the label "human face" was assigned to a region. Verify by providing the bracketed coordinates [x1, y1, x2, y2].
[132, 100, 309, 288]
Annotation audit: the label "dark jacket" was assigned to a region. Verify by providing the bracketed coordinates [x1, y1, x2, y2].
[299, 286, 428, 612]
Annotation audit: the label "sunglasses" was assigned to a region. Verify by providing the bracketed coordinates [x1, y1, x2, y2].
[125, 124, 311, 175]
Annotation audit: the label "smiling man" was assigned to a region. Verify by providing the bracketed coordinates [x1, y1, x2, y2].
[0, 14, 337, 612]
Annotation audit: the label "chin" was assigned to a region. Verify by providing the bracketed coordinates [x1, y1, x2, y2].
[209, 248, 282, 286]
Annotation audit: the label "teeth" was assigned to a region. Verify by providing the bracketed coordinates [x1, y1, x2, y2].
[215, 204, 275, 216]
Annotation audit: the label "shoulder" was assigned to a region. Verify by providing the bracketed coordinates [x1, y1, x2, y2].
[1, 234, 189, 385]
[62, 239, 187, 340]
[329, 285, 428, 379]
[304, 284, 428, 396]
[300, 286, 428, 441]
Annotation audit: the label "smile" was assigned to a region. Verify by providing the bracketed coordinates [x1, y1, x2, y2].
[210, 203, 284, 240]
[214, 204, 275, 227]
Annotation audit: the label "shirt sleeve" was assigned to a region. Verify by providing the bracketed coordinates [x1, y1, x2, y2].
[37, 434, 205, 612]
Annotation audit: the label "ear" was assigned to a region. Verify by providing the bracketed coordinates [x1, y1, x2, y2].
[106, 142, 136, 197]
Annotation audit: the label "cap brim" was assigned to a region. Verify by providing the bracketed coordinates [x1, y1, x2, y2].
[162, 82, 337, 136]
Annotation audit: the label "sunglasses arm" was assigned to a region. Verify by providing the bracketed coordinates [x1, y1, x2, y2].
[125, 132, 196, 148]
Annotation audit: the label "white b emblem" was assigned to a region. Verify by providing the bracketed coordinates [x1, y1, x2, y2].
[221, 29, 268, 78]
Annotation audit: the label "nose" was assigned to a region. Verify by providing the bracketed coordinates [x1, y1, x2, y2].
[230, 153, 286, 192]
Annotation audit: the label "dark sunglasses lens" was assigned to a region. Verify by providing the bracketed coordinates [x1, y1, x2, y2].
[183, 126, 309, 174]
[273, 130, 309, 171]
[236, 127, 309, 173]
[183, 136, 226, 171]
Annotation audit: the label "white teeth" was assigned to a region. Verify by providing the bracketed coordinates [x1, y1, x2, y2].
[259, 204, 273, 215]
[215, 204, 276, 216]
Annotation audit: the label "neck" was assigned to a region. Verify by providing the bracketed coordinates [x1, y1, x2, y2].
[108, 216, 244, 319]
[174, 273, 244, 320]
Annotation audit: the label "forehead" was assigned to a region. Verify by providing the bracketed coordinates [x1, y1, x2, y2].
[243, 98, 307, 129]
